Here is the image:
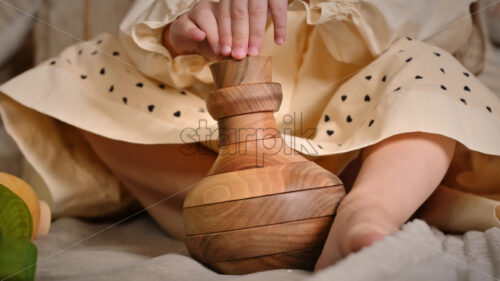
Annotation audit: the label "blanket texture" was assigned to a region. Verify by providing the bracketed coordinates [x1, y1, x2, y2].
[33, 216, 499, 281]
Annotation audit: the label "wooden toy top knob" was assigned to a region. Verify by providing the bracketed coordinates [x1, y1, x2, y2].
[207, 57, 282, 120]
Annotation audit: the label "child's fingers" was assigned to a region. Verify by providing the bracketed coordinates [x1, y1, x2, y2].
[198, 40, 226, 62]
[248, 0, 268, 56]
[175, 15, 206, 42]
[268, 0, 287, 45]
[218, 0, 232, 56]
[164, 15, 205, 56]
[230, 0, 249, 59]
[190, 6, 220, 54]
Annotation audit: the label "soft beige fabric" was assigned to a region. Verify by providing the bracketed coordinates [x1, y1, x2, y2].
[0, 94, 134, 216]
[290, 0, 476, 64]
[0, 0, 498, 232]
[33, 0, 134, 61]
[419, 185, 500, 233]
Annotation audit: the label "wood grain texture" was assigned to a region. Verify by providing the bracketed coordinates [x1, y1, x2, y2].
[184, 161, 343, 208]
[207, 82, 282, 120]
[217, 112, 280, 146]
[185, 216, 333, 263]
[208, 248, 322, 274]
[184, 186, 343, 235]
[184, 56, 345, 274]
[209, 56, 272, 89]
[207, 138, 306, 175]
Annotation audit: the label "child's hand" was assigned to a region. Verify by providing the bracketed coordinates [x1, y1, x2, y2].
[218, 0, 288, 58]
[162, 0, 288, 60]
[163, 0, 220, 60]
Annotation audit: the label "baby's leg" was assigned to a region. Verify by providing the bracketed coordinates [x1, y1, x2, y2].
[316, 132, 456, 269]
[81, 131, 216, 239]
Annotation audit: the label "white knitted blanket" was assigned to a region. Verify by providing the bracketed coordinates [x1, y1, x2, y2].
[33, 216, 499, 281]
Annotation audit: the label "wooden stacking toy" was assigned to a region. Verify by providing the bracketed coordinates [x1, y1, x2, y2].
[0, 172, 51, 240]
[0, 172, 51, 281]
[183, 56, 345, 274]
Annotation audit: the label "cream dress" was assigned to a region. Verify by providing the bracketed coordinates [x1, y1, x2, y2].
[0, 0, 498, 232]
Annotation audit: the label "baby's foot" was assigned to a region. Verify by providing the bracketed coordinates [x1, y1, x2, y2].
[315, 132, 455, 270]
[349, 230, 385, 253]
[314, 194, 399, 270]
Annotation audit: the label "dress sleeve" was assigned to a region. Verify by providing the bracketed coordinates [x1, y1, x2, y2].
[119, 0, 214, 88]
[291, 0, 477, 64]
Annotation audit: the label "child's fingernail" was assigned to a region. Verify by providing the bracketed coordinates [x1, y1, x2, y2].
[276, 38, 285, 45]
[222, 45, 231, 55]
[248, 47, 258, 56]
[232, 47, 245, 59]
